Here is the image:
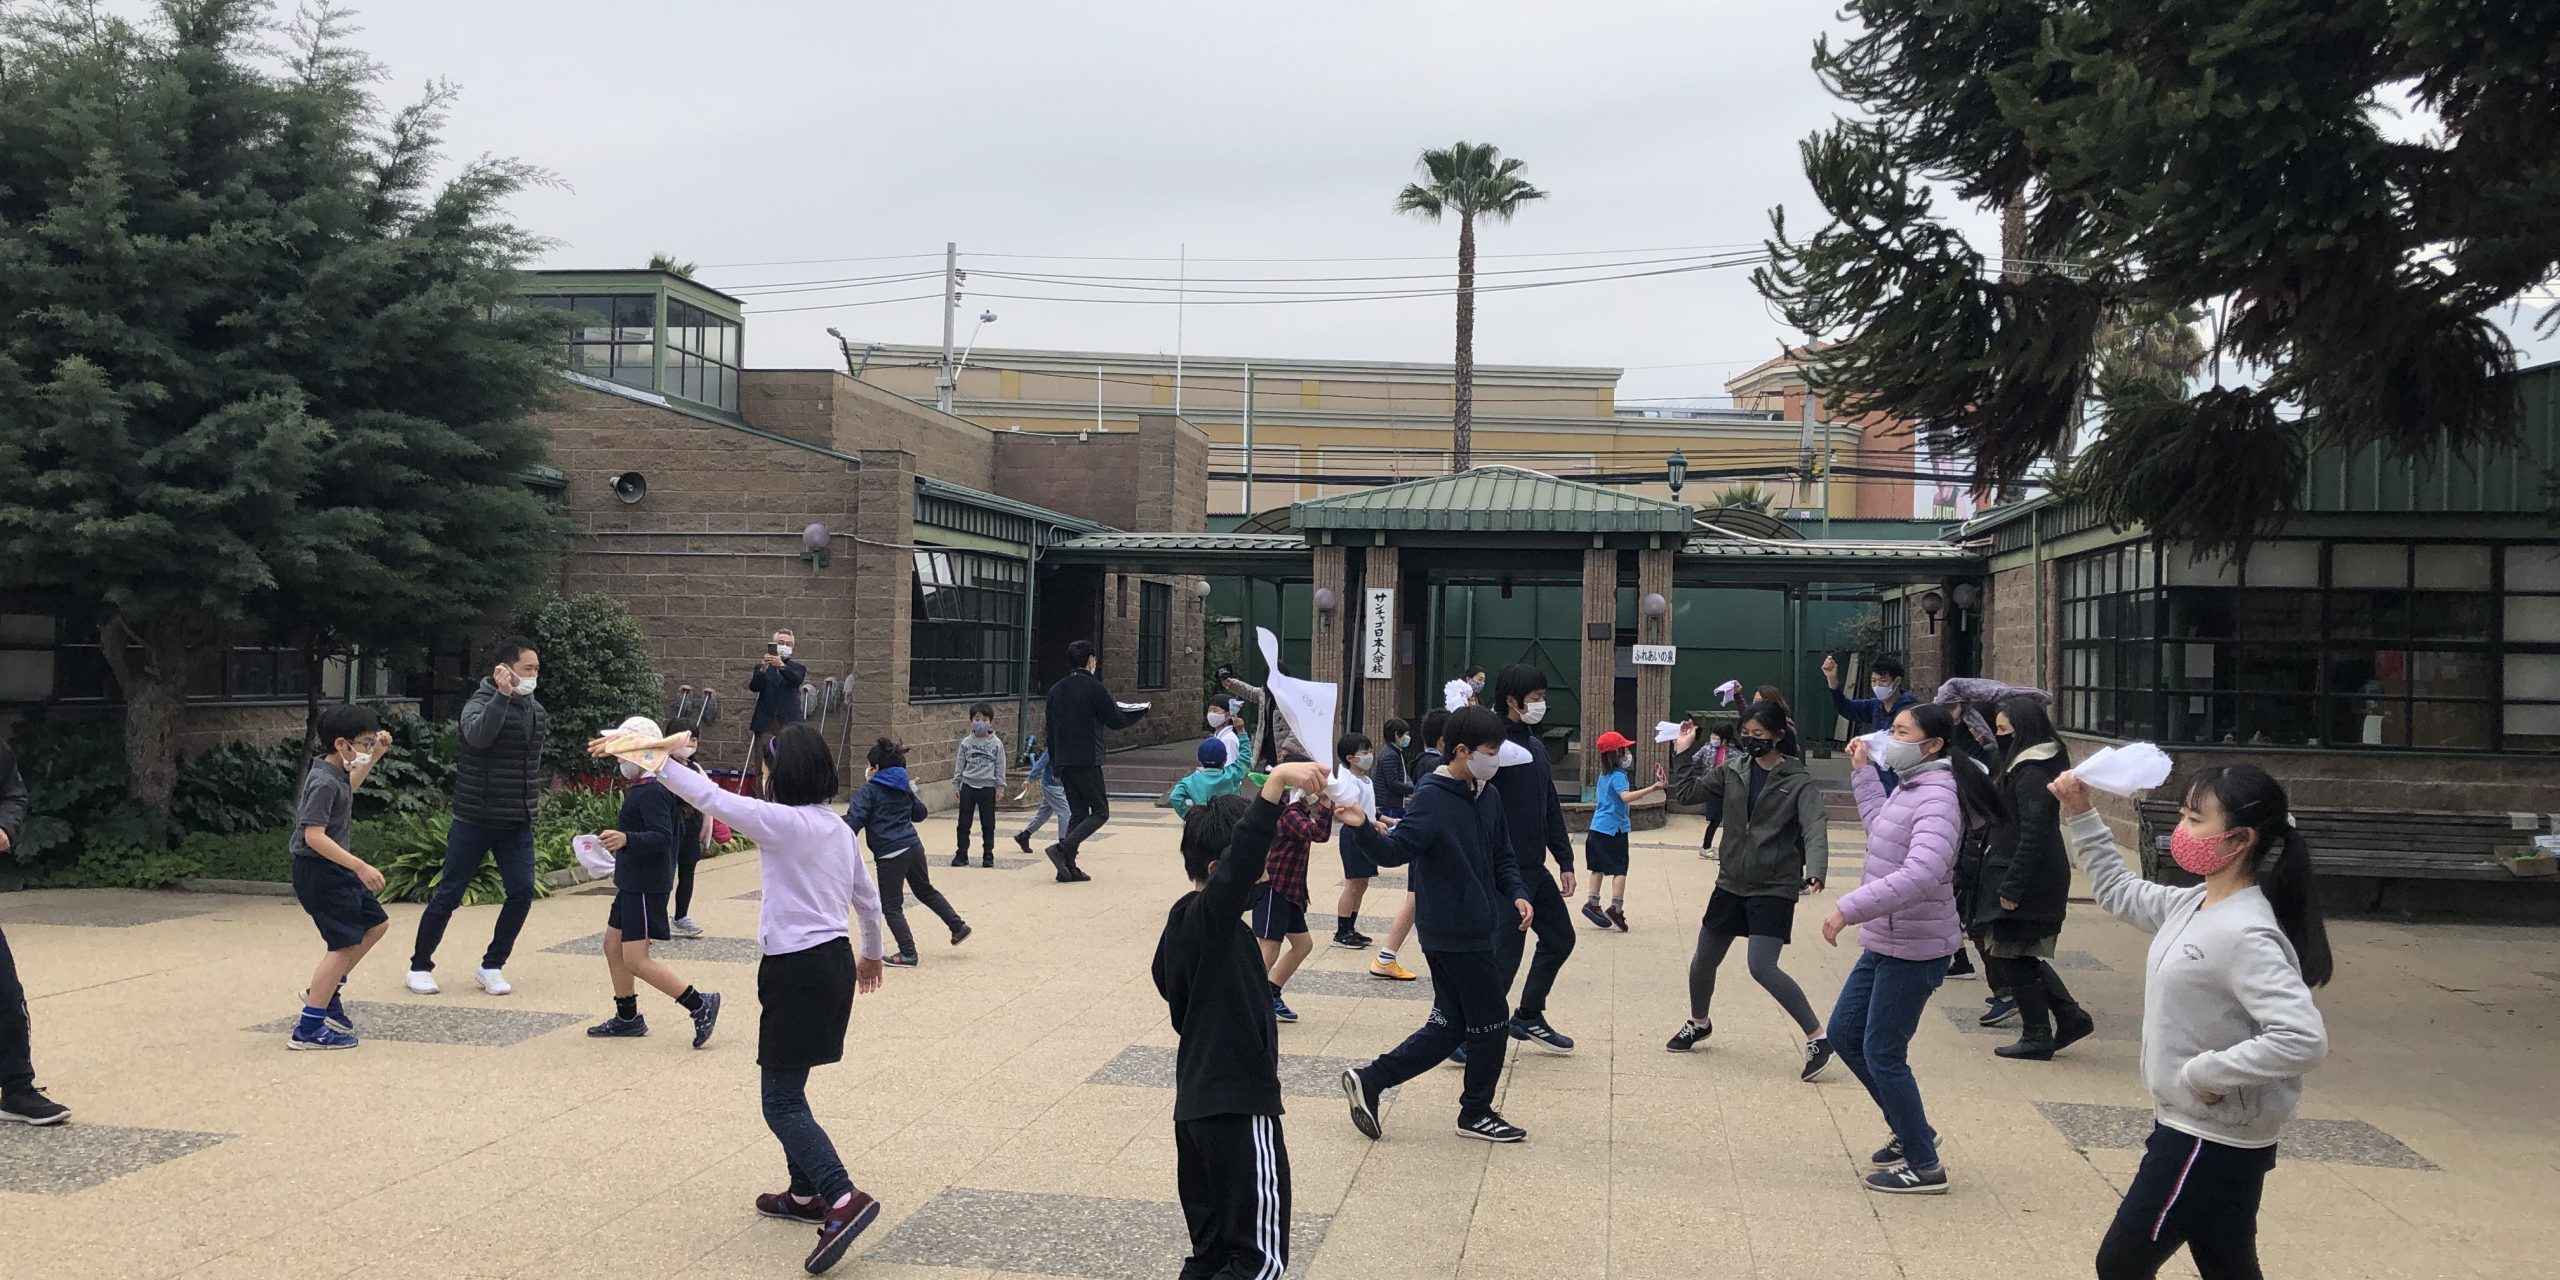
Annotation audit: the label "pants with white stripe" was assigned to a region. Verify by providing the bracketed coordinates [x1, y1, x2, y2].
[1175, 1112, 1290, 1280]
[2095, 1122, 2277, 1280]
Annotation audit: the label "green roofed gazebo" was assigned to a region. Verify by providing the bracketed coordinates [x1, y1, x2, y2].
[1292, 466, 1695, 539]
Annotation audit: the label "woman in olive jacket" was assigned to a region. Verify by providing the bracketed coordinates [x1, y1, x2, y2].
[1974, 697, 2094, 1059]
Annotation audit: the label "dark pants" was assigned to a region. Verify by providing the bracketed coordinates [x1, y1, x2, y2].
[1828, 949, 1950, 1170]
[674, 837, 701, 920]
[762, 1065, 856, 1205]
[409, 817, 538, 973]
[1493, 867, 1576, 1022]
[875, 851, 964, 955]
[2096, 1124, 2277, 1280]
[1056, 764, 1111, 858]
[0, 924, 33, 1090]
[1175, 1113, 1290, 1280]
[954, 784, 997, 854]
[1361, 948, 1510, 1120]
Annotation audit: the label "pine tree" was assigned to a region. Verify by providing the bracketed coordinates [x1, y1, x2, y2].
[1755, 0, 2559, 552]
[0, 1, 566, 814]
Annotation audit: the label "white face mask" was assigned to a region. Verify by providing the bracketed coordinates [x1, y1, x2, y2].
[348, 750, 372, 768]
[1469, 676, 1485, 691]
[1465, 749, 1501, 781]
[1519, 698, 1548, 726]
[775, 643, 794, 659]
[1876, 737, 1930, 772]
[510, 672, 537, 695]
[1871, 683, 1896, 701]
[619, 759, 642, 780]
[1352, 751, 1375, 772]
[676, 745, 696, 760]
[971, 721, 991, 734]
[1206, 710, 1227, 728]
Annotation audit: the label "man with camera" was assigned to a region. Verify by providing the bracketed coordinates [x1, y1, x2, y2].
[748, 628, 808, 756]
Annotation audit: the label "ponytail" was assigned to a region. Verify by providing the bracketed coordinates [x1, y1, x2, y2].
[2188, 764, 2333, 988]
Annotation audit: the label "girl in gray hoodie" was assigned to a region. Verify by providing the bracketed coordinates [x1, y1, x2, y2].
[2053, 764, 2331, 1280]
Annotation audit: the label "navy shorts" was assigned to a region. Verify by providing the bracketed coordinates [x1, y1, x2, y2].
[1339, 838, 1379, 881]
[1249, 883, 1309, 941]
[607, 890, 672, 943]
[292, 856, 388, 952]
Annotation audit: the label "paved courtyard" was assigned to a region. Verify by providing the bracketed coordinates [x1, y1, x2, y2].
[1, 807, 2554, 1279]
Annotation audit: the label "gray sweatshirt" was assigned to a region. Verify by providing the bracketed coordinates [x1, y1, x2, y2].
[2063, 809, 2328, 1148]
[955, 732, 1006, 789]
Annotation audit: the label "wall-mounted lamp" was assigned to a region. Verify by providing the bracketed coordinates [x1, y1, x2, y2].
[1314, 586, 1338, 634]
[1949, 581, 1981, 632]
[1640, 591, 1669, 642]
[1194, 579, 1214, 599]
[1919, 589, 1946, 634]
[801, 522, 832, 573]
[1665, 450, 1689, 501]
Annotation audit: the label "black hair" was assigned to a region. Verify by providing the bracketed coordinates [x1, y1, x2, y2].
[764, 723, 841, 807]
[1382, 717, 1411, 744]
[866, 736, 907, 771]
[666, 711, 702, 737]
[315, 703, 379, 752]
[1181, 792, 1255, 883]
[491, 636, 537, 668]
[1992, 696, 2070, 778]
[1736, 700, 1797, 758]
[2186, 764, 2333, 987]
[1870, 656, 1907, 682]
[1337, 731, 1372, 762]
[1492, 663, 1547, 718]
[1418, 708, 1450, 752]
[1897, 702, 2007, 829]
[1066, 639, 1096, 668]
[969, 702, 995, 721]
[1444, 705, 1507, 754]
[1462, 664, 1486, 680]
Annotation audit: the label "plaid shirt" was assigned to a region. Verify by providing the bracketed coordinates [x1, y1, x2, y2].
[1263, 801, 1333, 908]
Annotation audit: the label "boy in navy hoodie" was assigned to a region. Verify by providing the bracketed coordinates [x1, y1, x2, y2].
[846, 737, 972, 967]
[1336, 707, 1537, 1144]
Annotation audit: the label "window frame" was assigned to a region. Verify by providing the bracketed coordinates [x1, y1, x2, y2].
[1138, 581, 1171, 690]
[908, 544, 1029, 702]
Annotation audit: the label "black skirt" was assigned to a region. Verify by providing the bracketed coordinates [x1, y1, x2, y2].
[1582, 829, 1630, 876]
[1702, 887, 1796, 943]
[757, 936, 856, 1070]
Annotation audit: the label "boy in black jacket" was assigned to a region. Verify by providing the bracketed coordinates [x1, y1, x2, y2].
[1335, 707, 1539, 1144]
[588, 719, 721, 1047]
[1153, 760, 1331, 1279]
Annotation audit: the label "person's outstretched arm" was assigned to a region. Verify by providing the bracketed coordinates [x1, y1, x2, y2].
[2056, 784, 2184, 934]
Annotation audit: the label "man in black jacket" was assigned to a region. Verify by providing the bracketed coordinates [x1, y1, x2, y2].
[746, 627, 807, 753]
[1042, 639, 1147, 882]
[0, 736, 70, 1125]
[1486, 665, 1580, 1055]
[407, 638, 550, 997]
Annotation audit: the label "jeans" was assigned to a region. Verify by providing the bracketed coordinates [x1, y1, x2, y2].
[761, 1066, 855, 1204]
[874, 851, 964, 954]
[1056, 765, 1111, 858]
[1493, 867, 1576, 1021]
[0, 924, 33, 1090]
[408, 817, 538, 973]
[954, 784, 996, 854]
[1361, 948, 1510, 1120]
[1018, 782, 1070, 839]
[1827, 948, 1950, 1170]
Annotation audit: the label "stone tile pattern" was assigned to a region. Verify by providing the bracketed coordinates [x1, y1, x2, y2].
[0, 899, 212, 928]
[2052, 949, 2113, 972]
[244, 1002, 585, 1048]
[1307, 915, 1398, 937]
[866, 1185, 1329, 1280]
[0, 1122, 230, 1195]
[1089, 1045, 1396, 1101]
[1940, 1005, 2134, 1041]
[1284, 969, 1431, 1001]
[545, 932, 766, 965]
[2033, 1102, 2439, 1170]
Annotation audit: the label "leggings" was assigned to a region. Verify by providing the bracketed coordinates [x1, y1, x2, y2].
[2096, 1123, 2276, 1279]
[761, 1066, 854, 1204]
[674, 839, 701, 920]
[1688, 929, 1821, 1033]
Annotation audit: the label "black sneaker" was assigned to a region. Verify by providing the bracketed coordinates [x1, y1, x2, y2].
[587, 1013, 648, 1038]
[1331, 931, 1364, 951]
[883, 952, 919, 968]
[0, 1085, 72, 1126]
[1342, 929, 1374, 949]
[1340, 1067, 1383, 1140]
[804, 1189, 882, 1275]
[1978, 995, 2019, 1027]
[981, 853, 995, 868]
[1665, 1020, 1711, 1053]
[1866, 1163, 1950, 1195]
[1947, 952, 1977, 980]
[1013, 831, 1032, 854]
[1510, 1015, 1575, 1056]
[1043, 843, 1070, 880]
[690, 992, 722, 1049]
[950, 922, 973, 947]
[1579, 900, 1612, 929]
[1456, 1112, 1528, 1143]
[950, 852, 968, 868]
[1800, 1036, 1836, 1083]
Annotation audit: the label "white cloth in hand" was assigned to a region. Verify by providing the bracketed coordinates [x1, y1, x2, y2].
[2075, 742, 2175, 796]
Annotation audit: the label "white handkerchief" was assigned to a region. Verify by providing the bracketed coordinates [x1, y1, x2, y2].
[571, 834, 616, 880]
[2075, 742, 2175, 796]
[1716, 679, 1743, 706]
[1653, 721, 1684, 744]
[1857, 730, 1892, 759]
[1254, 628, 1337, 769]
[1493, 739, 1533, 768]
[1118, 701, 1151, 713]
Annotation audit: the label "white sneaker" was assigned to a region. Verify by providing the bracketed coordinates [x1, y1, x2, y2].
[474, 968, 511, 996]
[671, 917, 705, 939]
[405, 970, 439, 995]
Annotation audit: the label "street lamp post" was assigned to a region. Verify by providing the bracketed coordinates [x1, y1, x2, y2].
[1666, 450, 1689, 502]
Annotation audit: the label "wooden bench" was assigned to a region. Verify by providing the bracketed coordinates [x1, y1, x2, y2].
[2135, 802, 2534, 887]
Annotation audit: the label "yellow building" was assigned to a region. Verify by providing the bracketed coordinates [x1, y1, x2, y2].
[843, 343, 1870, 518]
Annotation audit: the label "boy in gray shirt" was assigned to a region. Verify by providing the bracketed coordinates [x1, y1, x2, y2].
[953, 702, 1006, 868]
[288, 704, 392, 1050]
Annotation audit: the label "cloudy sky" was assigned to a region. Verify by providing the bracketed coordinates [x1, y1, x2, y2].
[358, 1, 2552, 404]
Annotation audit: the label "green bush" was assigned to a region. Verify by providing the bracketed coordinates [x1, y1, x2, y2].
[369, 806, 552, 906]
[171, 737, 304, 836]
[179, 826, 299, 884]
[515, 592, 661, 778]
[534, 784, 626, 876]
[356, 706, 459, 819]
[21, 842, 198, 889]
[1, 713, 149, 869]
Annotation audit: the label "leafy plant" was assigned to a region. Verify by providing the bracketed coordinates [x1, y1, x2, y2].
[171, 738, 305, 836]
[356, 707, 459, 818]
[514, 592, 661, 778]
[1, 713, 150, 866]
[178, 826, 299, 884]
[534, 784, 626, 876]
[369, 806, 549, 906]
[21, 842, 197, 890]
[1705, 485, 1777, 514]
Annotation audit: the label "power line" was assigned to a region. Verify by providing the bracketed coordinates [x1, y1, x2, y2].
[745, 292, 947, 316]
[957, 259, 1754, 308]
[900, 360, 1787, 408]
[961, 242, 1772, 265]
[958, 252, 1742, 287]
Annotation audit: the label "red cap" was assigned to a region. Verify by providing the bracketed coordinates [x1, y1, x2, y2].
[1593, 731, 1635, 754]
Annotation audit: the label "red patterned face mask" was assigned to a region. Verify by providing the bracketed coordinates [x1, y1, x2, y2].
[2170, 826, 2244, 877]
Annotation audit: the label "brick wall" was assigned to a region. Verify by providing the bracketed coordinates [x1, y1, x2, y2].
[1132, 413, 1210, 534]
[738, 370, 997, 490]
[1983, 563, 2043, 688]
[1578, 548, 1616, 789]
[1090, 571, 1206, 754]
[992, 433, 1142, 529]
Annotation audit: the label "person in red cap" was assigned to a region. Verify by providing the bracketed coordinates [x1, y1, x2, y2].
[1579, 731, 1663, 931]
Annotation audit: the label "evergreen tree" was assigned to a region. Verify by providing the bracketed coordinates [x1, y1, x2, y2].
[0, 1, 566, 815]
[1755, 0, 2559, 551]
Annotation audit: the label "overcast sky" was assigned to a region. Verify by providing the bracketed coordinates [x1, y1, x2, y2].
[357, 1, 2553, 405]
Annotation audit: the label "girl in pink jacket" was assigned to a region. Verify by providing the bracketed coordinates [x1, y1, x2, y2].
[1819, 702, 2006, 1196]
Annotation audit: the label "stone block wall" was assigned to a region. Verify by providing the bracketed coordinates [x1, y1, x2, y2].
[992, 433, 1142, 529]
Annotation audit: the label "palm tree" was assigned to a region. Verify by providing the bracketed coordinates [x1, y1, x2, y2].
[1707, 484, 1777, 514]
[1395, 142, 1546, 471]
[646, 252, 696, 278]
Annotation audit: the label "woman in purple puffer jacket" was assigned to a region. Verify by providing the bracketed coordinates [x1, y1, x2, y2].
[1820, 702, 2007, 1197]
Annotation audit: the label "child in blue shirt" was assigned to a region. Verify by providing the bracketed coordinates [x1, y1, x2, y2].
[1579, 731, 1663, 932]
[1011, 738, 1071, 855]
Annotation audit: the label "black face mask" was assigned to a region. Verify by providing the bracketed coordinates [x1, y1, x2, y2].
[1741, 736, 1778, 758]
[1996, 733, 2016, 756]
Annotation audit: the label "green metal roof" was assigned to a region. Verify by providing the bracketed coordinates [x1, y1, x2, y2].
[1290, 466, 1693, 535]
[915, 476, 1108, 536]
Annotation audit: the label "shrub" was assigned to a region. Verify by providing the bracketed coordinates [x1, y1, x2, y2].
[515, 592, 660, 778]
[178, 826, 299, 884]
[172, 738, 304, 836]
[22, 842, 197, 889]
[536, 784, 628, 876]
[369, 806, 552, 906]
[0, 713, 149, 868]
[356, 706, 459, 818]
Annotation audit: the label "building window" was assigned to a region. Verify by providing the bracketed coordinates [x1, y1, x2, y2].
[526, 294, 658, 392]
[1878, 596, 1907, 674]
[0, 608, 384, 707]
[2056, 539, 2550, 752]
[665, 299, 741, 411]
[1138, 581, 1171, 690]
[910, 546, 1026, 700]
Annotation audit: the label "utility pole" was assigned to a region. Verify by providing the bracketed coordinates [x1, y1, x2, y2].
[1242, 361, 1255, 513]
[937, 241, 958, 413]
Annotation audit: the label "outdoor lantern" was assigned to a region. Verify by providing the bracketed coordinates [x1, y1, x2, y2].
[800, 523, 832, 572]
[1313, 585, 1338, 634]
[1950, 581, 1981, 631]
[1919, 589, 1946, 634]
[1666, 450, 1690, 500]
[1194, 579, 1213, 598]
[1640, 592, 1668, 617]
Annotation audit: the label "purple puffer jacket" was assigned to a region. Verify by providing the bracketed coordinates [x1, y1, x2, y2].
[1835, 761, 1965, 961]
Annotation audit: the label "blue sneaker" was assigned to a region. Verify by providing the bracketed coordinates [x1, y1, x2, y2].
[1448, 1042, 1469, 1066]
[689, 992, 722, 1049]
[287, 1023, 358, 1051]
[587, 1013, 649, 1038]
[1509, 1015, 1576, 1056]
[302, 987, 353, 1035]
[1272, 995, 1299, 1024]
[1978, 995, 2019, 1028]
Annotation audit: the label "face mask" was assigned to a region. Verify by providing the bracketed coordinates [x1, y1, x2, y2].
[511, 673, 537, 696]
[1872, 684, 1896, 701]
[1520, 698, 1548, 726]
[775, 644, 794, 659]
[619, 759, 642, 780]
[2170, 826, 2247, 877]
[1352, 752, 1375, 772]
[971, 721, 991, 735]
[1995, 732, 2016, 756]
[1206, 711, 1227, 728]
[1875, 737, 1929, 772]
[676, 745, 696, 760]
[1742, 735, 1776, 758]
[348, 750, 372, 768]
[1465, 750, 1502, 781]
[1393, 735, 1410, 749]
[1470, 676, 1485, 691]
